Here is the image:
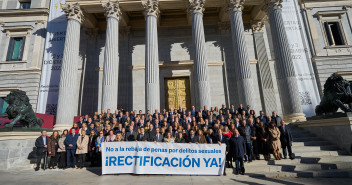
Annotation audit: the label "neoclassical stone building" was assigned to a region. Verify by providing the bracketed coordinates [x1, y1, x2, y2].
[0, 0, 352, 130]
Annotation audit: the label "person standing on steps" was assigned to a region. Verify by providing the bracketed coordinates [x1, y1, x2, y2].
[279, 120, 294, 159]
[268, 121, 281, 160]
[229, 129, 246, 175]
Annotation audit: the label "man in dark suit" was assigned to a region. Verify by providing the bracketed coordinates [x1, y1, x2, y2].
[190, 106, 197, 117]
[278, 121, 294, 159]
[125, 125, 137, 141]
[137, 128, 147, 141]
[229, 104, 236, 116]
[202, 106, 209, 120]
[64, 128, 79, 168]
[153, 128, 164, 142]
[35, 130, 48, 171]
[229, 129, 246, 175]
[146, 124, 156, 141]
[187, 130, 199, 143]
[272, 111, 282, 127]
[220, 104, 227, 115]
[76, 116, 84, 128]
[215, 129, 230, 167]
[237, 104, 244, 114]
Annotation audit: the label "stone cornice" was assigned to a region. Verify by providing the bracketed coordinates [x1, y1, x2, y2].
[262, 0, 283, 14]
[62, 3, 84, 23]
[129, 60, 224, 70]
[188, 0, 205, 15]
[102, 1, 122, 19]
[227, 0, 245, 12]
[0, 8, 49, 16]
[142, 0, 160, 17]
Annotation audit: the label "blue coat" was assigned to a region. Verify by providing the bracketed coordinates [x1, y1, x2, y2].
[64, 133, 79, 150]
[229, 136, 246, 159]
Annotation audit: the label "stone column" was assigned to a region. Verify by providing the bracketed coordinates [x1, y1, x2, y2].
[188, 0, 211, 109]
[101, 1, 121, 111]
[142, 0, 160, 112]
[252, 20, 278, 115]
[263, 0, 305, 122]
[55, 3, 83, 130]
[227, 0, 255, 109]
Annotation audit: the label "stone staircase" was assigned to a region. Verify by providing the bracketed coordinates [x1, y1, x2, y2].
[226, 124, 352, 178]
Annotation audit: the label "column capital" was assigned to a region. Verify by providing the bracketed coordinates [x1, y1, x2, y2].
[227, 0, 245, 13]
[102, 1, 122, 19]
[142, 0, 160, 17]
[62, 3, 84, 23]
[188, 0, 205, 15]
[262, 0, 283, 14]
[251, 19, 266, 33]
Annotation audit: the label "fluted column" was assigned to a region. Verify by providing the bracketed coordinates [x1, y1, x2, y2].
[142, 0, 160, 112]
[263, 0, 305, 121]
[55, 3, 83, 130]
[188, 0, 211, 109]
[228, 0, 255, 109]
[101, 1, 121, 111]
[252, 20, 278, 115]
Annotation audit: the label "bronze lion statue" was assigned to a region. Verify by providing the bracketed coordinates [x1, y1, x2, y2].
[0, 90, 42, 128]
[315, 73, 352, 115]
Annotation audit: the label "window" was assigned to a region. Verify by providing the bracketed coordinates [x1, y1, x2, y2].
[324, 22, 345, 46]
[315, 10, 349, 48]
[19, 2, 31, 9]
[6, 37, 26, 61]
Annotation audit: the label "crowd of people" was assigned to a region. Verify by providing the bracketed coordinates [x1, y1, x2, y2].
[35, 104, 294, 175]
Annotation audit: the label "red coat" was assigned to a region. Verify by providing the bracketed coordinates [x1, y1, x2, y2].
[223, 131, 233, 139]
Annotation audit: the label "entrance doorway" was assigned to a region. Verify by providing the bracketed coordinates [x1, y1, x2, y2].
[165, 77, 191, 111]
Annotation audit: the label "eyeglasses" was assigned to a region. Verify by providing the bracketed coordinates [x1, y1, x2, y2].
[100, 133, 103, 134]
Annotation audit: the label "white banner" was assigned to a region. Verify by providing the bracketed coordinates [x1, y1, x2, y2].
[102, 142, 226, 175]
[36, 0, 67, 115]
[282, 0, 321, 117]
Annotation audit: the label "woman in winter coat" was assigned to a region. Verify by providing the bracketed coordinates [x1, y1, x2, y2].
[76, 130, 89, 169]
[57, 129, 68, 169]
[256, 121, 270, 160]
[48, 130, 60, 169]
[268, 121, 281, 160]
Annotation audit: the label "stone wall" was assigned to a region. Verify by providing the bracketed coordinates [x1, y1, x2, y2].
[0, 138, 36, 170]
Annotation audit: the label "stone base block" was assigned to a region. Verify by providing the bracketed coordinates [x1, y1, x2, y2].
[0, 132, 41, 170]
[53, 125, 73, 132]
[284, 113, 306, 123]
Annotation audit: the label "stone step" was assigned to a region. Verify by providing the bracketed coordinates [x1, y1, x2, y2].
[241, 162, 352, 173]
[304, 155, 352, 163]
[292, 140, 332, 147]
[262, 169, 352, 178]
[225, 168, 352, 178]
[293, 145, 339, 152]
[246, 155, 352, 166]
[295, 150, 340, 157]
[293, 137, 322, 142]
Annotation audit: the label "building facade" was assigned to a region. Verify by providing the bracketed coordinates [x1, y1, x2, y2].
[0, 0, 351, 130]
[0, 0, 49, 112]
